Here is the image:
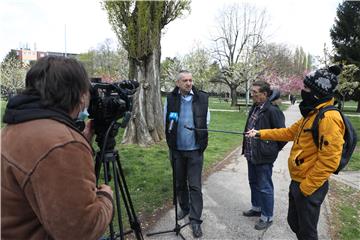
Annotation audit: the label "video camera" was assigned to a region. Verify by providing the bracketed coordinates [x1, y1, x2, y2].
[88, 78, 139, 148]
[89, 78, 144, 240]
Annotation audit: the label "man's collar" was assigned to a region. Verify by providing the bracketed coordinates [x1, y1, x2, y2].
[255, 101, 266, 109]
[178, 89, 194, 96]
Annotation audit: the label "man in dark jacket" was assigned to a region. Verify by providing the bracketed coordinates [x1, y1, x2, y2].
[164, 70, 210, 238]
[242, 80, 286, 230]
[246, 66, 344, 240]
[1, 56, 113, 239]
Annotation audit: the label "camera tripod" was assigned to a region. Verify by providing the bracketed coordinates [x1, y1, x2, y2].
[94, 120, 143, 240]
[146, 150, 190, 240]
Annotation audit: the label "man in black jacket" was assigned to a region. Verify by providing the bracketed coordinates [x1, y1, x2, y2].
[242, 80, 286, 230]
[164, 70, 209, 238]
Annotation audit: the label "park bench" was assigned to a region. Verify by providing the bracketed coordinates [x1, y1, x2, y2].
[235, 102, 249, 111]
[218, 98, 230, 103]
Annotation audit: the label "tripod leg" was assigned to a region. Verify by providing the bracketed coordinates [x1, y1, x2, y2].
[95, 121, 143, 240]
[115, 155, 144, 240]
[171, 151, 180, 223]
[111, 159, 125, 240]
[95, 153, 101, 185]
[99, 155, 116, 240]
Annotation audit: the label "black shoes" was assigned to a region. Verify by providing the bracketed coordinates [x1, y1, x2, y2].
[255, 219, 273, 230]
[191, 223, 203, 238]
[243, 210, 273, 230]
[177, 210, 202, 238]
[242, 209, 261, 217]
[176, 210, 189, 220]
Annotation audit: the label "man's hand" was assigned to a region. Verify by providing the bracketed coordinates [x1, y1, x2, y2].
[97, 184, 113, 199]
[245, 128, 259, 138]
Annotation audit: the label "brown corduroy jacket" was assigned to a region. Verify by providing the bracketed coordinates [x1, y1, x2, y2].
[1, 119, 113, 240]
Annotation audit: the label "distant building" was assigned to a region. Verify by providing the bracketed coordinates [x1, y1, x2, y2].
[12, 49, 78, 64]
[46, 51, 78, 58]
[37, 51, 47, 59]
[14, 49, 37, 64]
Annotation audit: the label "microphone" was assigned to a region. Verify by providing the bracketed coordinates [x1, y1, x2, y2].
[168, 112, 178, 133]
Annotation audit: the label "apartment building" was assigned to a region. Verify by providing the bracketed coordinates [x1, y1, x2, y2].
[12, 49, 77, 64]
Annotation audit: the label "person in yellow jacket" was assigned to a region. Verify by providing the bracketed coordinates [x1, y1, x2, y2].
[246, 65, 344, 240]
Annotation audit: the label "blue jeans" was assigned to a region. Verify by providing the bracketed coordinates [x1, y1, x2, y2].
[247, 160, 274, 221]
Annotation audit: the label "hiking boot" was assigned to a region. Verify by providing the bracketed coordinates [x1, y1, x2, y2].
[254, 219, 273, 230]
[191, 223, 203, 238]
[176, 210, 189, 220]
[242, 209, 261, 217]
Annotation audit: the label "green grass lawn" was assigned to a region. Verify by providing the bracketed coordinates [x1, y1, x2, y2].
[208, 96, 290, 112]
[327, 108, 360, 240]
[328, 179, 360, 240]
[343, 101, 360, 115]
[343, 100, 358, 107]
[209, 97, 247, 110]
[0, 100, 7, 127]
[346, 116, 360, 171]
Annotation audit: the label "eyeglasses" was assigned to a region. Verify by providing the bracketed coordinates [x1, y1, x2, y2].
[250, 90, 262, 95]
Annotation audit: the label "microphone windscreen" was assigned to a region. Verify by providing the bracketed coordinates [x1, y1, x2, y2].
[169, 112, 178, 121]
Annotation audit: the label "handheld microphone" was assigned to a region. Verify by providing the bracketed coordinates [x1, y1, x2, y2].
[168, 112, 178, 133]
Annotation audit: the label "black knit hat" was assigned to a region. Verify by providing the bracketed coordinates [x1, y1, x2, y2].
[303, 65, 342, 97]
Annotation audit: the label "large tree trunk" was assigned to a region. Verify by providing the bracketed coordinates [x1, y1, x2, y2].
[230, 86, 238, 106]
[122, 47, 165, 146]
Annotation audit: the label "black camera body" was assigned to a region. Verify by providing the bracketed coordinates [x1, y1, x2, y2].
[90, 79, 144, 240]
[88, 79, 138, 147]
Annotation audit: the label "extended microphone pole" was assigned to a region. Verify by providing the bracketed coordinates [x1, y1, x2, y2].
[184, 125, 245, 135]
[147, 111, 189, 240]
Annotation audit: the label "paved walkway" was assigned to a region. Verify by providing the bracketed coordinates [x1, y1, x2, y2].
[343, 114, 360, 117]
[146, 104, 332, 240]
[331, 171, 360, 190]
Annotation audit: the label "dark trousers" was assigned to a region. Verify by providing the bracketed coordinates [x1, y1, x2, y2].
[287, 180, 329, 240]
[247, 160, 274, 220]
[172, 150, 203, 224]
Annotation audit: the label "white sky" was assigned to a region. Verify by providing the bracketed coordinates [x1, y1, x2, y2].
[0, 0, 341, 62]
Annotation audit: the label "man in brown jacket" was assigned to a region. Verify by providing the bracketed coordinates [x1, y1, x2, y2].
[1, 56, 114, 239]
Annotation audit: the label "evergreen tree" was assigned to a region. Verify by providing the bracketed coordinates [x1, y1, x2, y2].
[330, 1, 360, 67]
[330, 1, 360, 111]
[293, 47, 307, 74]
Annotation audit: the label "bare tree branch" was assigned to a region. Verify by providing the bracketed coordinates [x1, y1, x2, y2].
[210, 2, 268, 105]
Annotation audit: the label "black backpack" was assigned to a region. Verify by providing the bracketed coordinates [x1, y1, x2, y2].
[311, 105, 357, 174]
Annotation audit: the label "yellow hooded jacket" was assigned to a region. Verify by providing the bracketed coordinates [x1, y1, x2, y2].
[259, 99, 345, 196]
